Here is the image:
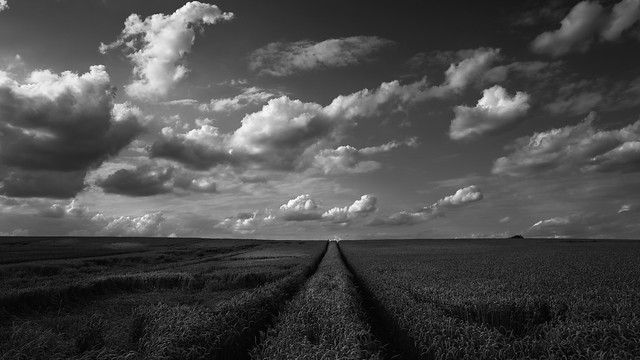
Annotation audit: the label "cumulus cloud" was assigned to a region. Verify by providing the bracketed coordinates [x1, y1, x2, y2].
[449, 85, 530, 140]
[0, 0, 8, 12]
[369, 186, 483, 226]
[97, 164, 218, 196]
[0, 65, 142, 198]
[312, 138, 418, 175]
[601, 0, 640, 41]
[94, 211, 166, 237]
[249, 36, 394, 76]
[152, 78, 432, 171]
[151, 124, 235, 170]
[492, 113, 640, 176]
[433, 185, 484, 208]
[531, 0, 640, 57]
[322, 195, 377, 223]
[40, 199, 88, 218]
[216, 212, 260, 233]
[279, 194, 323, 221]
[199, 87, 276, 112]
[430, 48, 501, 96]
[101, 2, 233, 100]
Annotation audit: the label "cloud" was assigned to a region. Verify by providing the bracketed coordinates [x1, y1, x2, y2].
[531, 0, 640, 57]
[311, 138, 417, 175]
[545, 91, 603, 115]
[278, 194, 323, 221]
[430, 48, 501, 95]
[152, 78, 431, 171]
[199, 87, 276, 112]
[449, 85, 530, 140]
[1, 170, 87, 199]
[248, 36, 394, 76]
[322, 195, 377, 223]
[94, 211, 166, 237]
[531, 1, 604, 56]
[0, 65, 143, 198]
[525, 205, 640, 238]
[216, 212, 260, 233]
[433, 185, 484, 208]
[492, 113, 640, 176]
[101, 2, 233, 100]
[0, 1, 7, 12]
[164, 99, 199, 106]
[97, 165, 174, 196]
[369, 185, 483, 226]
[40, 199, 88, 218]
[97, 164, 218, 196]
[151, 124, 235, 170]
[601, 0, 640, 41]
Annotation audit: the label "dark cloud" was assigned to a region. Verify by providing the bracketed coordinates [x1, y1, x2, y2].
[0, 170, 86, 199]
[97, 165, 174, 197]
[0, 66, 143, 198]
[97, 164, 218, 196]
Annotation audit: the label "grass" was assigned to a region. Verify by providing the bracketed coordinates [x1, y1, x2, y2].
[339, 239, 640, 359]
[0, 238, 328, 359]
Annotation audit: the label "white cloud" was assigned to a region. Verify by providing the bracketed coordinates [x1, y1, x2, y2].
[601, 0, 640, 41]
[40, 199, 88, 218]
[531, 1, 604, 56]
[531, 0, 640, 57]
[101, 2, 233, 100]
[312, 138, 418, 175]
[216, 212, 260, 233]
[433, 185, 484, 208]
[430, 48, 501, 96]
[493, 113, 640, 176]
[0, 0, 7, 12]
[312, 146, 381, 175]
[164, 99, 199, 106]
[95, 211, 166, 236]
[249, 36, 394, 76]
[199, 87, 276, 112]
[369, 186, 483, 227]
[152, 78, 432, 171]
[279, 194, 323, 221]
[449, 85, 530, 140]
[322, 195, 377, 223]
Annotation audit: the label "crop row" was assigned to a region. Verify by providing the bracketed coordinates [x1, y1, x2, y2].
[129, 242, 328, 360]
[251, 242, 381, 360]
[1, 241, 328, 360]
[339, 240, 640, 359]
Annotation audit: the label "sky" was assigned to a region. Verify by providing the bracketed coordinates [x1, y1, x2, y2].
[0, 0, 639, 239]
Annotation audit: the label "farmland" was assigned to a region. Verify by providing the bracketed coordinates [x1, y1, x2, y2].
[1, 237, 640, 359]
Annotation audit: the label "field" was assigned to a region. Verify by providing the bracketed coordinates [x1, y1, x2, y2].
[1, 237, 639, 359]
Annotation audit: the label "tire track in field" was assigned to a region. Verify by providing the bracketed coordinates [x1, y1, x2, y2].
[337, 242, 424, 360]
[251, 241, 383, 359]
